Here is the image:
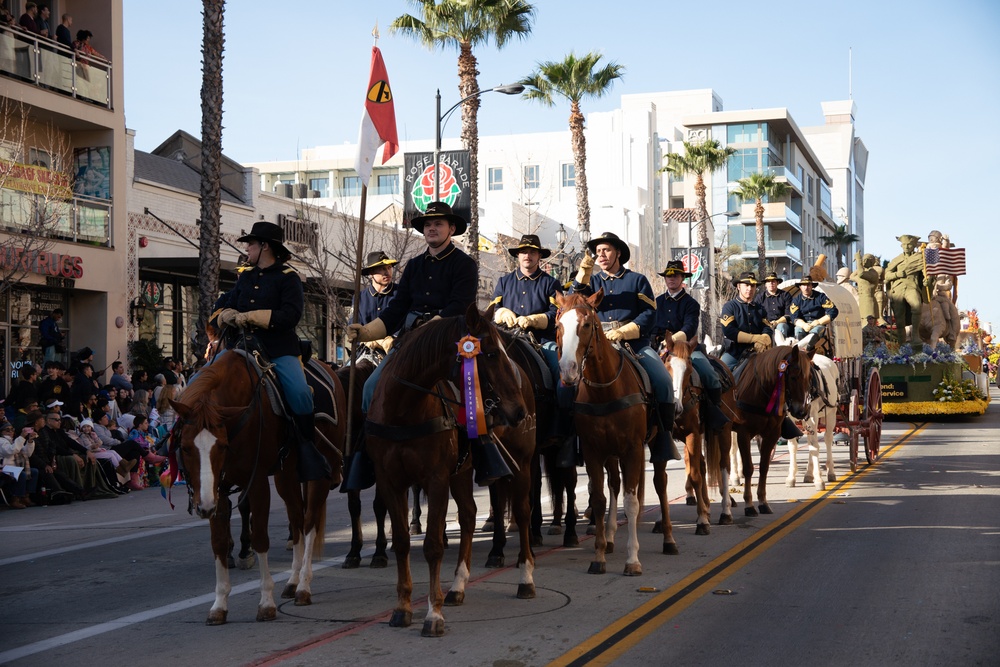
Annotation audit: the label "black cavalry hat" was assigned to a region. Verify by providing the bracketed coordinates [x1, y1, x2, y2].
[797, 275, 820, 286]
[732, 271, 759, 286]
[410, 201, 468, 236]
[762, 271, 780, 282]
[361, 251, 399, 275]
[237, 221, 290, 258]
[658, 260, 692, 278]
[586, 232, 630, 265]
[508, 234, 551, 259]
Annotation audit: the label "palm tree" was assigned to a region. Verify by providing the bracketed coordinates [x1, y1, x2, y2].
[818, 224, 860, 270]
[662, 139, 736, 335]
[519, 51, 625, 242]
[732, 172, 790, 274]
[391, 0, 536, 263]
[196, 0, 225, 355]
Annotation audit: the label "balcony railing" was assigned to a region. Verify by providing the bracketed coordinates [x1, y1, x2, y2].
[737, 240, 801, 261]
[764, 165, 803, 193]
[0, 26, 112, 108]
[1, 190, 112, 247]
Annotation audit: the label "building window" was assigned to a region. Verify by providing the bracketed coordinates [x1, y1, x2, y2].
[309, 178, 329, 198]
[488, 167, 503, 191]
[807, 175, 814, 205]
[728, 148, 759, 182]
[561, 163, 575, 187]
[727, 123, 759, 144]
[343, 176, 362, 196]
[376, 173, 398, 195]
[523, 164, 539, 190]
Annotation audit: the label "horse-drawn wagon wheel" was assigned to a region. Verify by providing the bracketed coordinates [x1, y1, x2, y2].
[846, 388, 860, 472]
[862, 367, 883, 465]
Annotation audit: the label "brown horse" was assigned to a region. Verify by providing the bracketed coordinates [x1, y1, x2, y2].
[366, 303, 533, 637]
[171, 350, 345, 625]
[555, 291, 675, 575]
[732, 344, 813, 515]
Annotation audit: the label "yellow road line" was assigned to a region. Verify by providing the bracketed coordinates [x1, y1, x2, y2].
[547, 422, 928, 667]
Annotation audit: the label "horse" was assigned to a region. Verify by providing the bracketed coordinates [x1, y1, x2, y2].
[171, 349, 345, 625]
[731, 343, 813, 516]
[555, 291, 675, 576]
[365, 303, 533, 637]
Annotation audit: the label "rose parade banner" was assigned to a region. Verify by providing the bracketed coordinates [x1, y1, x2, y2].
[670, 246, 709, 289]
[403, 150, 471, 228]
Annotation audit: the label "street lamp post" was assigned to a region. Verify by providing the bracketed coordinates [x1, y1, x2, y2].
[556, 223, 568, 283]
[685, 210, 740, 289]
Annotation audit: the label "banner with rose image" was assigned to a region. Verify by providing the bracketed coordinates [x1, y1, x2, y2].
[403, 150, 471, 228]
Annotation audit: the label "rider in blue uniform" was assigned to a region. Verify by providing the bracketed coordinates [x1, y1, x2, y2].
[755, 271, 794, 339]
[571, 232, 678, 463]
[214, 221, 331, 481]
[357, 250, 400, 353]
[791, 275, 839, 348]
[650, 260, 729, 430]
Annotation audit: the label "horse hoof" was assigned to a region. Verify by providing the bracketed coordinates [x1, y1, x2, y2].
[285, 540, 293, 551]
[663, 542, 680, 555]
[786, 479, 797, 487]
[605, 542, 615, 554]
[696, 523, 710, 536]
[759, 504, 773, 515]
[564, 534, 580, 548]
[623, 563, 642, 576]
[517, 583, 536, 599]
[588, 561, 606, 574]
[803, 474, 813, 484]
[745, 506, 758, 517]
[294, 590, 312, 606]
[652, 520, 663, 534]
[421, 618, 445, 637]
[256, 606, 276, 622]
[530, 534, 543, 548]
[444, 590, 464, 606]
[342, 556, 361, 569]
[730, 497, 737, 507]
[718, 514, 734, 526]
[686, 496, 697, 506]
[480, 520, 494, 533]
[547, 525, 563, 536]
[281, 583, 296, 599]
[370, 555, 389, 569]
[586, 525, 596, 536]
[827, 472, 837, 483]
[226, 555, 236, 569]
[206, 609, 227, 626]
[389, 610, 412, 628]
[237, 554, 256, 570]
[485, 554, 505, 568]
[410, 522, 422, 536]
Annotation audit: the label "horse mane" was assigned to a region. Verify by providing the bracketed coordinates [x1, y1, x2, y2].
[558, 292, 594, 312]
[735, 344, 810, 405]
[385, 315, 472, 382]
[177, 354, 243, 431]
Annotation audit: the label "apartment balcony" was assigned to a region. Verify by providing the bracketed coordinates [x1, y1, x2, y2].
[739, 201, 801, 232]
[764, 165, 803, 195]
[1, 193, 112, 248]
[736, 240, 801, 262]
[0, 26, 112, 108]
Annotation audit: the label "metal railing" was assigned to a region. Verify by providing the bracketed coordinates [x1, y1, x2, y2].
[0, 25, 112, 108]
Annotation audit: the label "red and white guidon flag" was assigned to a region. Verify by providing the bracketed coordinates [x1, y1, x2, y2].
[924, 246, 966, 276]
[354, 46, 399, 185]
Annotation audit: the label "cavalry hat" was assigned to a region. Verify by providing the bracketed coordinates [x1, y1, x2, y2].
[238, 221, 290, 258]
[410, 201, 468, 236]
[797, 275, 820, 286]
[361, 251, 399, 275]
[508, 234, 551, 259]
[762, 271, 780, 282]
[732, 271, 759, 286]
[657, 260, 692, 278]
[896, 234, 920, 244]
[586, 232, 630, 265]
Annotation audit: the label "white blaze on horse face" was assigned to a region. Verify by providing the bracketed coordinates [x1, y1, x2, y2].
[559, 309, 582, 383]
[194, 428, 218, 514]
[669, 357, 687, 415]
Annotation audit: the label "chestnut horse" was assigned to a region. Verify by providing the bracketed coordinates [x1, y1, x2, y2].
[732, 344, 813, 515]
[171, 350, 345, 625]
[365, 304, 533, 637]
[556, 291, 675, 575]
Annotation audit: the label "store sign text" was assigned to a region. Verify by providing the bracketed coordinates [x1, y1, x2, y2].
[0, 247, 84, 279]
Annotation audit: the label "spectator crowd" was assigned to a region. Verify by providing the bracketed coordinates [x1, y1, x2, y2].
[1, 2, 109, 64]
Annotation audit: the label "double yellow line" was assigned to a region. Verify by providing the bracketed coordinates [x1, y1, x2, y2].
[548, 422, 927, 667]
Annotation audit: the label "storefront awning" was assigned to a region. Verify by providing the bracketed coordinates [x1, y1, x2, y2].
[139, 257, 241, 281]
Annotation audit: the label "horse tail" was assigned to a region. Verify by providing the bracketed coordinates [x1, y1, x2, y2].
[705, 429, 722, 491]
[636, 458, 645, 511]
[313, 500, 327, 558]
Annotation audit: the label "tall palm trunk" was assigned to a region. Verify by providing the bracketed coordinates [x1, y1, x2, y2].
[197, 0, 225, 354]
[458, 44, 480, 262]
[693, 172, 712, 337]
[755, 199, 766, 273]
[569, 100, 590, 239]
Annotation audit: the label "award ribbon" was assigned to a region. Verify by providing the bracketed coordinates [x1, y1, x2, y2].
[458, 335, 488, 439]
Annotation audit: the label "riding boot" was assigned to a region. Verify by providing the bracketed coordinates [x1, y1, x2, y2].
[292, 413, 332, 482]
[703, 387, 731, 431]
[342, 417, 376, 492]
[650, 402, 681, 464]
[472, 435, 514, 487]
[781, 415, 804, 440]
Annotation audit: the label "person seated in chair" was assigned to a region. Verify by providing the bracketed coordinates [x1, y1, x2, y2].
[756, 272, 794, 339]
[791, 275, 838, 349]
[358, 250, 400, 355]
[571, 232, 677, 463]
[651, 260, 729, 430]
[214, 221, 331, 482]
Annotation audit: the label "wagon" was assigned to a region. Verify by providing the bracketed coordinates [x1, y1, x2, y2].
[779, 280, 883, 472]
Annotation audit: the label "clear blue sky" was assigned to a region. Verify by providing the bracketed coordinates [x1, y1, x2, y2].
[123, 0, 1000, 329]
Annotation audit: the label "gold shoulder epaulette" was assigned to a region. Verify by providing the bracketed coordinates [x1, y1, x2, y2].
[283, 266, 297, 275]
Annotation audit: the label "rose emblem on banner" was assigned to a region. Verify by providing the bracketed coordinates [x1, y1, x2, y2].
[412, 163, 462, 212]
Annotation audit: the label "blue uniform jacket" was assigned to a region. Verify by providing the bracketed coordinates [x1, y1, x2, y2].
[573, 268, 657, 347]
[39, 316, 63, 347]
[214, 262, 304, 358]
[358, 283, 399, 333]
[490, 268, 561, 342]
[790, 290, 839, 323]
[720, 297, 773, 359]
[651, 289, 700, 346]
[755, 289, 793, 325]
[379, 243, 478, 335]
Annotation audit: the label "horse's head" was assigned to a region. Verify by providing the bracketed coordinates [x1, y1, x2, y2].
[661, 333, 696, 420]
[171, 397, 243, 519]
[554, 290, 604, 386]
[465, 302, 528, 428]
[780, 345, 813, 420]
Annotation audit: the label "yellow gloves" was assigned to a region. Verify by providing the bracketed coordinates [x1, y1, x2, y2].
[347, 318, 387, 344]
[738, 331, 772, 353]
[576, 253, 595, 284]
[494, 307, 517, 327]
[516, 313, 548, 330]
[217, 308, 239, 328]
[671, 331, 688, 342]
[366, 336, 394, 353]
[235, 310, 271, 329]
[606, 321, 640, 342]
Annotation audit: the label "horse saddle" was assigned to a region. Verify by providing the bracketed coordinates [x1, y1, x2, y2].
[619, 343, 653, 397]
[511, 335, 554, 392]
[226, 348, 339, 427]
[708, 357, 734, 393]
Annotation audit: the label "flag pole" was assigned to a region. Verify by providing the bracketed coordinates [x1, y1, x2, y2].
[345, 184, 368, 461]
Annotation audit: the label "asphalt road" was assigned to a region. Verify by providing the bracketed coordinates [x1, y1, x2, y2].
[1, 386, 997, 667]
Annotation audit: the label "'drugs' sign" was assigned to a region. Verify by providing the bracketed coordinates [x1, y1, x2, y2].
[403, 150, 471, 228]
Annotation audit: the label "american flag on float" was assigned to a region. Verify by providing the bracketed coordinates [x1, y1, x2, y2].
[924, 246, 966, 276]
